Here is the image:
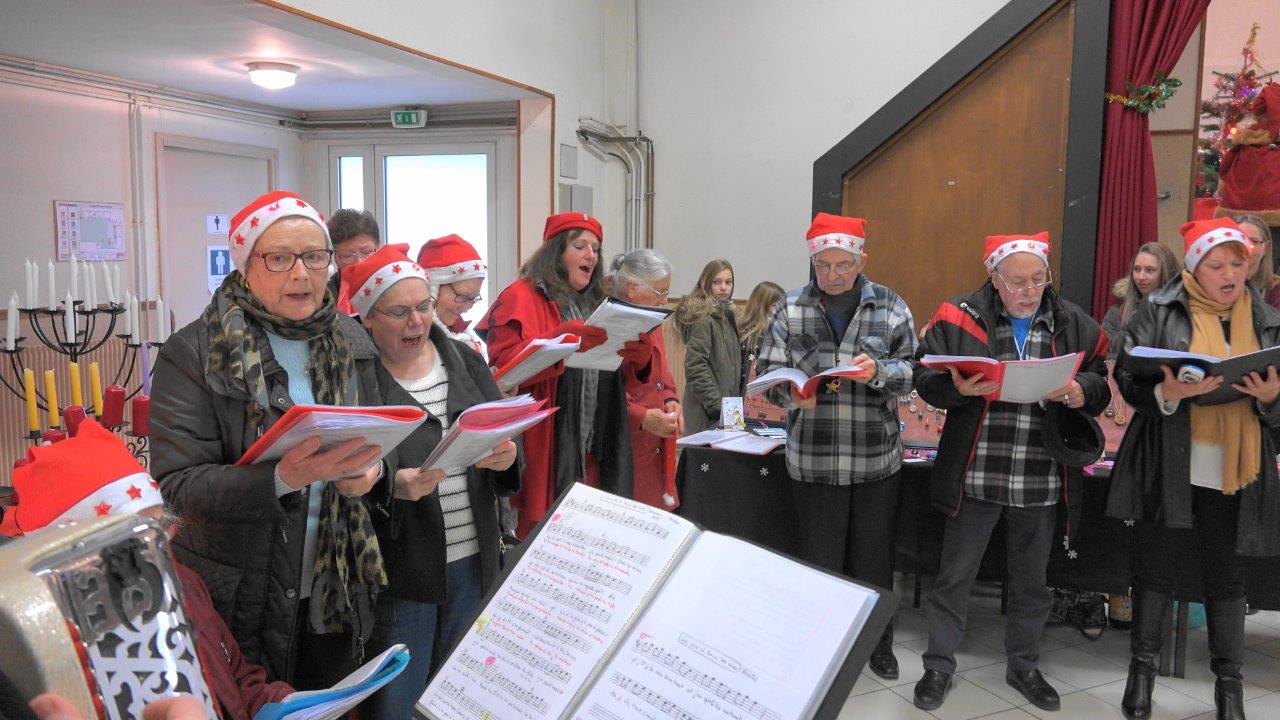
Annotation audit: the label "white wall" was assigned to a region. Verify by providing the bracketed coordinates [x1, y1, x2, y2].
[0, 76, 306, 304]
[638, 0, 1009, 295]
[279, 0, 634, 259]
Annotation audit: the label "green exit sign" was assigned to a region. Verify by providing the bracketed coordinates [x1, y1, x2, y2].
[391, 110, 426, 128]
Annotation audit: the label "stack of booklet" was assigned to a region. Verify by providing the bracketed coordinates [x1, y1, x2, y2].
[746, 365, 872, 399]
[235, 404, 427, 466]
[493, 333, 581, 392]
[419, 394, 556, 471]
[920, 352, 1083, 404]
[676, 428, 785, 455]
[416, 483, 891, 720]
[254, 644, 409, 720]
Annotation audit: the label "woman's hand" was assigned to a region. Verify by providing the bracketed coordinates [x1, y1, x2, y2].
[665, 400, 684, 436]
[1233, 365, 1280, 406]
[32, 693, 205, 720]
[1044, 380, 1084, 408]
[641, 408, 680, 438]
[948, 366, 999, 397]
[393, 467, 446, 501]
[334, 461, 382, 498]
[475, 440, 518, 471]
[1159, 365, 1224, 402]
[277, 436, 383, 490]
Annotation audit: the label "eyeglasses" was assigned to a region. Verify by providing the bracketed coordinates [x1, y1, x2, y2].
[813, 260, 857, 275]
[335, 248, 377, 264]
[446, 287, 483, 305]
[995, 268, 1054, 295]
[644, 285, 671, 299]
[250, 249, 333, 272]
[374, 299, 436, 320]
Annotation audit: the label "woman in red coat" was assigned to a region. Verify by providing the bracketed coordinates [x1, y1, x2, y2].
[609, 249, 682, 509]
[477, 213, 633, 536]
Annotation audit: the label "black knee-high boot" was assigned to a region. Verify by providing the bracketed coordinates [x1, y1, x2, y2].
[1122, 590, 1169, 720]
[1206, 597, 1246, 720]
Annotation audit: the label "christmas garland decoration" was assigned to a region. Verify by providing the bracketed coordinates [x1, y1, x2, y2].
[1106, 72, 1182, 113]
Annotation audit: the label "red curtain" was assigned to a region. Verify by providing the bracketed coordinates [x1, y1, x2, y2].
[1092, 0, 1211, 319]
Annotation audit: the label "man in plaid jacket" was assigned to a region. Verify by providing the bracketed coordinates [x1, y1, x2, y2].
[910, 232, 1109, 713]
[755, 212, 916, 681]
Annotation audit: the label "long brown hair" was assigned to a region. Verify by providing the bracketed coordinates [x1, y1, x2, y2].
[519, 228, 605, 315]
[737, 281, 785, 351]
[674, 259, 733, 329]
[1115, 242, 1181, 324]
[1236, 214, 1278, 293]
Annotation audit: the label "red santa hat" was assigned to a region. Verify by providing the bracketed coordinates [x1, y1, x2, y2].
[417, 234, 487, 285]
[1180, 217, 1250, 272]
[0, 419, 162, 537]
[543, 212, 603, 243]
[983, 232, 1051, 270]
[228, 190, 329, 271]
[806, 213, 866, 257]
[339, 244, 430, 317]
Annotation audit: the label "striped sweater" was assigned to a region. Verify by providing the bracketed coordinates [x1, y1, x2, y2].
[395, 351, 479, 562]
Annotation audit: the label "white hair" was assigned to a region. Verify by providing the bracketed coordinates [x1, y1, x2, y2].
[610, 249, 672, 298]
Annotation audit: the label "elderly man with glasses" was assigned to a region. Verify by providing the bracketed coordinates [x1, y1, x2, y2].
[910, 232, 1110, 713]
[755, 212, 917, 682]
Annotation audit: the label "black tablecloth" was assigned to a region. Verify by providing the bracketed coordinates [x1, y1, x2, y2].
[676, 446, 1280, 608]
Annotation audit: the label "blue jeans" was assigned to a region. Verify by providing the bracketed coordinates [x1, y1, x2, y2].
[436, 554, 484, 664]
[363, 597, 438, 720]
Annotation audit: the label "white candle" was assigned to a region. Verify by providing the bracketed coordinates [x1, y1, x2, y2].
[23, 260, 31, 309]
[120, 291, 131, 340]
[6, 292, 17, 351]
[87, 264, 97, 309]
[47, 260, 56, 311]
[64, 291, 75, 342]
[30, 259, 38, 310]
[70, 254, 79, 303]
[103, 263, 115, 305]
[129, 294, 140, 342]
[156, 296, 169, 342]
[113, 266, 121, 305]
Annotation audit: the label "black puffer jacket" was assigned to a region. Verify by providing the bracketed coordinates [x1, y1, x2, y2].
[1107, 277, 1280, 556]
[367, 324, 521, 606]
[914, 283, 1110, 523]
[151, 313, 382, 683]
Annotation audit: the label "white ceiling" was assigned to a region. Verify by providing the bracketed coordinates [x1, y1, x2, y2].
[0, 0, 537, 112]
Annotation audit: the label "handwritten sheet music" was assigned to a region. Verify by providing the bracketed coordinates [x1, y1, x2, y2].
[419, 484, 697, 720]
[571, 533, 878, 720]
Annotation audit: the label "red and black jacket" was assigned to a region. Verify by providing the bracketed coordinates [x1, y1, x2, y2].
[913, 282, 1110, 519]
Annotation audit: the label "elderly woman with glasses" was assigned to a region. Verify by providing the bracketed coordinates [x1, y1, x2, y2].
[151, 191, 388, 689]
[340, 245, 519, 720]
[418, 234, 489, 359]
[609, 249, 683, 509]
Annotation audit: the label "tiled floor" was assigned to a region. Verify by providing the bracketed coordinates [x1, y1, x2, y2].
[839, 578, 1280, 719]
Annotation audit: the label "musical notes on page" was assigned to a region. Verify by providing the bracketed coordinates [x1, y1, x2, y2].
[418, 484, 697, 720]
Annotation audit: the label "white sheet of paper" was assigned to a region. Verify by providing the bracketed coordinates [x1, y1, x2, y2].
[675, 429, 743, 447]
[244, 408, 425, 465]
[570, 533, 877, 720]
[420, 411, 549, 472]
[998, 353, 1082, 404]
[497, 335, 580, 391]
[265, 644, 406, 720]
[564, 299, 670, 372]
[418, 484, 697, 720]
[711, 433, 784, 455]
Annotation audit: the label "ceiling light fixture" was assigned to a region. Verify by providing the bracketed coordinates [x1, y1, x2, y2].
[246, 62, 298, 90]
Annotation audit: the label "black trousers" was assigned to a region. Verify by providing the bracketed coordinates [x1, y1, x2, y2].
[790, 471, 900, 591]
[1134, 485, 1245, 601]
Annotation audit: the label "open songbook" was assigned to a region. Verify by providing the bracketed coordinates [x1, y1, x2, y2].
[253, 644, 409, 720]
[1118, 345, 1280, 406]
[419, 394, 556, 472]
[235, 404, 427, 466]
[920, 352, 1084, 404]
[417, 484, 893, 720]
[746, 365, 873, 400]
[676, 428, 785, 455]
[564, 297, 672, 372]
[493, 333, 581, 392]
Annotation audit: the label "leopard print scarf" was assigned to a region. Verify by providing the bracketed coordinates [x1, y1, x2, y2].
[202, 271, 386, 644]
